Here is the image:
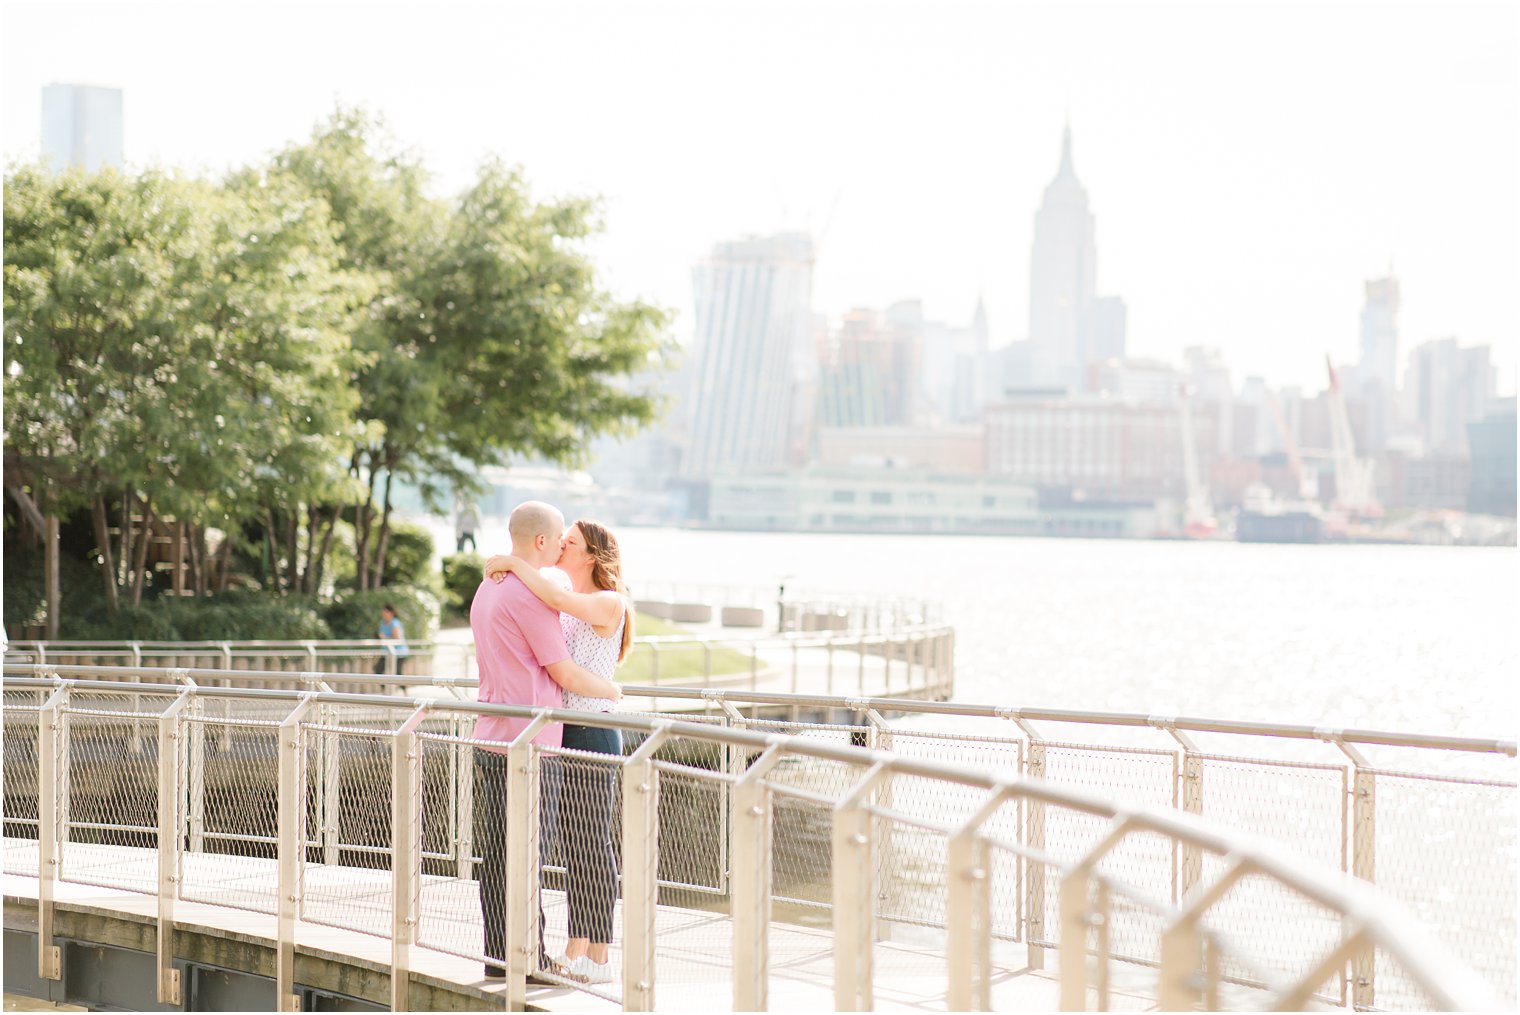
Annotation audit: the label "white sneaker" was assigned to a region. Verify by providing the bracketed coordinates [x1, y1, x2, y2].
[569, 955, 613, 985]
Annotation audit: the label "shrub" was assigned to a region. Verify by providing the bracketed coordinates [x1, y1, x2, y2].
[323, 585, 439, 642]
[54, 589, 332, 641]
[441, 553, 484, 617]
[380, 521, 434, 588]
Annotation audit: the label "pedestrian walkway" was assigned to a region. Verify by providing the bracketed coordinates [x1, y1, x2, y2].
[2, 846, 1158, 1011]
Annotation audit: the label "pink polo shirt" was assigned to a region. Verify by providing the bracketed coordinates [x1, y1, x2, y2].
[470, 574, 569, 749]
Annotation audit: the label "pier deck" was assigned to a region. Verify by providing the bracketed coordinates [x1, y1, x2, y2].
[3, 840, 1151, 1011]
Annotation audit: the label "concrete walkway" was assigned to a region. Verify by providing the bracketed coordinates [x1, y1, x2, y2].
[3, 842, 1157, 1011]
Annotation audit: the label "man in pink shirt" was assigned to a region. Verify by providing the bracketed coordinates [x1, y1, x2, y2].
[472, 500, 622, 980]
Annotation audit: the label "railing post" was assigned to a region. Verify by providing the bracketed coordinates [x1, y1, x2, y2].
[1350, 755, 1377, 1009]
[35, 685, 67, 982]
[732, 743, 785, 1011]
[506, 713, 553, 1010]
[390, 704, 428, 1012]
[1159, 724, 1204, 902]
[862, 708, 894, 942]
[624, 727, 671, 1012]
[276, 695, 317, 1013]
[790, 641, 799, 694]
[319, 701, 341, 867]
[1016, 718, 1048, 969]
[453, 715, 475, 881]
[187, 689, 205, 853]
[902, 635, 914, 696]
[833, 762, 889, 1011]
[947, 789, 1009, 1012]
[1159, 855, 1251, 1011]
[155, 687, 193, 1004]
[1058, 865, 1091, 1011]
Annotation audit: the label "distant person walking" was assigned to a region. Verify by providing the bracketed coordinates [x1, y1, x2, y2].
[455, 499, 480, 553]
[485, 519, 633, 985]
[375, 603, 409, 675]
[470, 501, 622, 982]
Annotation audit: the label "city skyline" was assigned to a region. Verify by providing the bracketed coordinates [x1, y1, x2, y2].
[2, 0, 1516, 394]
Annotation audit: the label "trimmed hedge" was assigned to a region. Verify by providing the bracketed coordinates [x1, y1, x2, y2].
[441, 553, 484, 617]
[54, 590, 332, 641]
[322, 585, 439, 642]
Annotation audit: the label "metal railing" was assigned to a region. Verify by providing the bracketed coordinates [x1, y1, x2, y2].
[2, 668, 1503, 1012]
[4, 626, 958, 700]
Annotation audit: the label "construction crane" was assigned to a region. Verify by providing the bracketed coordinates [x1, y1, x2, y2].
[1178, 385, 1218, 538]
[1325, 356, 1382, 518]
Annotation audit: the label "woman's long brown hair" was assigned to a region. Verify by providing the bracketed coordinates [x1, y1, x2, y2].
[574, 519, 634, 664]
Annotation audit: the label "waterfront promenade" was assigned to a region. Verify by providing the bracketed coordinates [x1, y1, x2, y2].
[3, 647, 1511, 1012]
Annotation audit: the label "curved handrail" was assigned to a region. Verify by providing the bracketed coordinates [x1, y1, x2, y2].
[1, 673, 1499, 1011]
[6, 660, 1511, 757]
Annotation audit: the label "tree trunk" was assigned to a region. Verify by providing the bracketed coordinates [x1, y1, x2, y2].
[214, 531, 234, 593]
[355, 454, 379, 590]
[45, 514, 60, 639]
[131, 501, 156, 606]
[6, 480, 46, 540]
[263, 504, 280, 594]
[299, 504, 318, 593]
[119, 486, 134, 589]
[313, 506, 341, 595]
[373, 467, 395, 590]
[285, 508, 300, 594]
[90, 496, 120, 616]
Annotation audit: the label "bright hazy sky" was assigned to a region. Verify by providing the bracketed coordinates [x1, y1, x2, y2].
[4, 0, 1516, 394]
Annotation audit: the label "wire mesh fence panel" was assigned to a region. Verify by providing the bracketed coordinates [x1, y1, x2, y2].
[541, 740, 626, 1004]
[767, 791, 835, 915]
[1194, 755, 1349, 876]
[1368, 768, 1517, 1011]
[180, 711, 284, 915]
[1060, 875, 1175, 1009]
[648, 749, 725, 896]
[57, 693, 165, 895]
[874, 816, 953, 1005]
[874, 774, 982, 933]
[140, 650, 226, 673]
[299, 725, 395, 938]
[1198, 868, 1348, 1009]
[1031, 744, 1178, 947]
[761, 749, 870, 912]
[3, 692, 44, 875]
[885, 725, 1022, 775]
[415, 734, 489, 966]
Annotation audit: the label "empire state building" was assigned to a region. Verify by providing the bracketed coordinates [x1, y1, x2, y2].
[1028, 125, 1099, 392]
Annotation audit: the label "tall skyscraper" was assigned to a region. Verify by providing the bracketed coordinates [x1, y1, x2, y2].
[682, 232, 815, 478]
[41, 83, 123, 172]
[1359, 276, 1400, 394]
[1403, 338, 1496, 455]
[1355, 275, 1400, 450]
[1028, 124, 1114, 393]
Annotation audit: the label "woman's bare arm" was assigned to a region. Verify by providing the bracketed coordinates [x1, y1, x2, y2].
[545, 658, 623, 702]
[484, 555, 622, 630]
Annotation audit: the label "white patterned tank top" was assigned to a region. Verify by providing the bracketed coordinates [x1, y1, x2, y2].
[560, 608, 625, 712]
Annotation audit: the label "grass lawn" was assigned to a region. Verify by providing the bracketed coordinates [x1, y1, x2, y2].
[618, 613, 764, 683]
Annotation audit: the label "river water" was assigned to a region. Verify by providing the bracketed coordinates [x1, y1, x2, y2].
[430, 520, 1516, 740]
[616, 528, 1517, 739]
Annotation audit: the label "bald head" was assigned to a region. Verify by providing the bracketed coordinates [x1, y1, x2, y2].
[508, 501, 565, 565]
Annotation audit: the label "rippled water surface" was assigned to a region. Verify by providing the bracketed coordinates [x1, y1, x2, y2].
[605, 529, 1516, 737]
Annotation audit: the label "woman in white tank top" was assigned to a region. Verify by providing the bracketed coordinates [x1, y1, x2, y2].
[485, 519, 632, 986]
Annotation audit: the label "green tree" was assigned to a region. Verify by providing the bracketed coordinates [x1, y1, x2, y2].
[3, 164, 366, 613]
[273, 110, 674, 589]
